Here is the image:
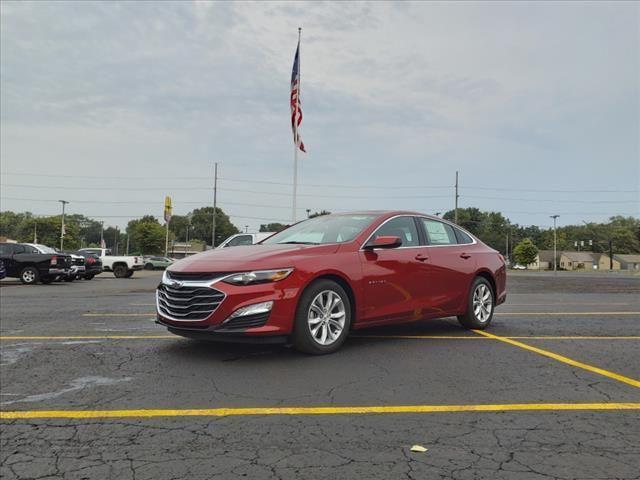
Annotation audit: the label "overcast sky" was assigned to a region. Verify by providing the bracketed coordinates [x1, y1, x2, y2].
[1, 1, 638, 232]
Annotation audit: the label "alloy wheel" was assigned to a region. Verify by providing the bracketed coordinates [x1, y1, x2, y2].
[22, 270, 36, 283]
[472, 283, 493, 323]
[307, 290, 346, 346]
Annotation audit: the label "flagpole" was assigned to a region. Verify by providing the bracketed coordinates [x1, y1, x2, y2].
[292, 27, 301, 223]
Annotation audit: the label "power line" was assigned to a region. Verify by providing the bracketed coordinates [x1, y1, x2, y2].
[2, 172, 637, 194]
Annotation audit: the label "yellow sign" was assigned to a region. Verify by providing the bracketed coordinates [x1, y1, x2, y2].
[164, 196, 172, 223]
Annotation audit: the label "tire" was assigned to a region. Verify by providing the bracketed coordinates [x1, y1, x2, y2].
[292, 279, 351, 355]
[19, 266, 39, 285]
[457, 276, 495, 330]
[144, 263, 154, 270]
[124, 269, 134, 278]
[40, 276, 53, 284]
[113, 264, 128, 278]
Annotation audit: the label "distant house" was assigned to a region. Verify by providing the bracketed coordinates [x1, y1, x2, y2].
[528, 250, 556, 270]
[614, 254, 640, 270]
[597, 254, 621, 270]
[559, 251, 599, 270]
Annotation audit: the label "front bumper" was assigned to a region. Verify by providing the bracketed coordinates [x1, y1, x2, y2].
[156, 275, 302, 338]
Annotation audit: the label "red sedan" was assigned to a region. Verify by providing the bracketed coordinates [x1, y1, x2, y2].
[156, 211, 506, 354]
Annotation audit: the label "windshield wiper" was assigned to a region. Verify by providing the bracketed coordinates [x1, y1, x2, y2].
[278, 241, 319, 245]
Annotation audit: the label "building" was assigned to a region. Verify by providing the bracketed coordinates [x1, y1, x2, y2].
[613, 254, 640, 270]
[559, 251, 600, 271]
[169, 242, 206, 259]
[528, 250, 557, 270]
[597, 254, 621, 270]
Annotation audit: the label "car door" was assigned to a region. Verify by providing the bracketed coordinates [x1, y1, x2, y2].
[418, 218, 477, 314]
[358, 216, 429, 324]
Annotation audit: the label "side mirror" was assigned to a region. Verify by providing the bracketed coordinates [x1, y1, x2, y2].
[364, 235, 402, 250]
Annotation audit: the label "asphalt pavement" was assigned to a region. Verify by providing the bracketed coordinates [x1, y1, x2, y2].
[1, 271, 639, 479]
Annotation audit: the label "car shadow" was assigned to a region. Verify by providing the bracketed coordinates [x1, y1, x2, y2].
[156, 317, 470, 363]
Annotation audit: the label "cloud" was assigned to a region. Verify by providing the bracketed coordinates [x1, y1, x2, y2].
[1, 1, 638, 229]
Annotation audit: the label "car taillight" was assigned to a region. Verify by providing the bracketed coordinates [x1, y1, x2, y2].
[50, 256, 57, 266]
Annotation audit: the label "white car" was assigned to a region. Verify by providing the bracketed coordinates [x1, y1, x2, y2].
[217, 232, 276, 248]
[78, 248, 144, 278]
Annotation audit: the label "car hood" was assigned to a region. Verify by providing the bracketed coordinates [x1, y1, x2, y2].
[168, 243, 341, 273]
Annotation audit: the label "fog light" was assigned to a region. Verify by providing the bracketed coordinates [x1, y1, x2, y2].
[225, 301, 273, 322]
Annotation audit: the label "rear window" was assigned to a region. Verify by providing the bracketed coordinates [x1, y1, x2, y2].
[454, 228, 474, 244]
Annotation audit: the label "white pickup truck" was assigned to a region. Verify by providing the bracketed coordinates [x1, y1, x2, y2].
[78, 248, 144, 278]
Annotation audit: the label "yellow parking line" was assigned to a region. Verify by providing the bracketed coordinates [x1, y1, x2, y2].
[495, 312, 640, 316]
[473, 330, 640, 389]
[0, 335, 175, 340]
[354, 335, 640, 340]
[2, 403, 639, 420]
[82, 311, 640, 318]
[1, 335, 639, 342]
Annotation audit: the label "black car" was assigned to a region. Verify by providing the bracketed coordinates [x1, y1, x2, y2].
[0, 243, 72, 284]
[74, 251, 103, 280]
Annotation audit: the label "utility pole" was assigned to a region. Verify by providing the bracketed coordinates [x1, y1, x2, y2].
[211, 162, 218, 248]
[550, 215, 559, 274]
[505, 231, 509, 265]
[58, 200, 69, 251]
[100, 221, 105, 248]
[125, 234, 129, 255]
[33, 221, 37, 243]
[245, 225, 249, 233]
[454, 171, 459, 224]
[114, 226, 119, 255]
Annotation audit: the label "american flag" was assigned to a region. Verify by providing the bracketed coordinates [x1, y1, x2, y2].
[290, 37, 306, 153]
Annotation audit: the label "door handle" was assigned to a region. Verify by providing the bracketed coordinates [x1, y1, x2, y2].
[460, 253, 471, 259]
[415, 254, 429, 262]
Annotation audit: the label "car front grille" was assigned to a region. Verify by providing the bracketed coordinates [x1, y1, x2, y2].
[157, 284, 225, 321]
[165, 271, 229, 281]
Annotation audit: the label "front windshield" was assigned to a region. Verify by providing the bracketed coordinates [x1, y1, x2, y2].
[262, 214, 376, 245]
[35, 244, 57, 254]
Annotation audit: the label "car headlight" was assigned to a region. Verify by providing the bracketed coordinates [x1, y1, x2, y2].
[222, 268, 293, 286]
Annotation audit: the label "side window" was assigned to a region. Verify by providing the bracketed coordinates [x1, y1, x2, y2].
[421, 219, 458, 246]
[369, 216, 419, 247]
[226, 235, 254, 247]
[0, 244, 13, 255]
[454, 228, 474, 244]
[13, 244, 26, 253]
[26, 246, 39, 253]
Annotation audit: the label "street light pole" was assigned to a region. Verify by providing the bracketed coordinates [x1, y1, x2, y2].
[58, 200, 69, 250]
[550, 215, 559, 274]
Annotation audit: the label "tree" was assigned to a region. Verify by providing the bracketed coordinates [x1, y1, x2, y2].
[191, 207, 239, 246]
[513, 238, 538, 266]
[127, 216, 165, 254]
[168, 214, 190, 242]
[260, 223, 287, 232]
[308, 210, 331, 218]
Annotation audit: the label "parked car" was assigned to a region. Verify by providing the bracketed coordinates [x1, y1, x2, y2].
[77, 248, 144, 278]
[216, 232, 275, 248]
[0, 259, 6, 280]
[24, 244, 86, 282]
[66, 253, 86, 281]
[143, 256, 174, 270]
[0, 242, 72, 284]
[157, 211, 507, 354]
[74, 251, 103, 280]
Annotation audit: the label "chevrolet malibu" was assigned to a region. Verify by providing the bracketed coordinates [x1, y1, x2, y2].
[156, 211, 506, 354]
